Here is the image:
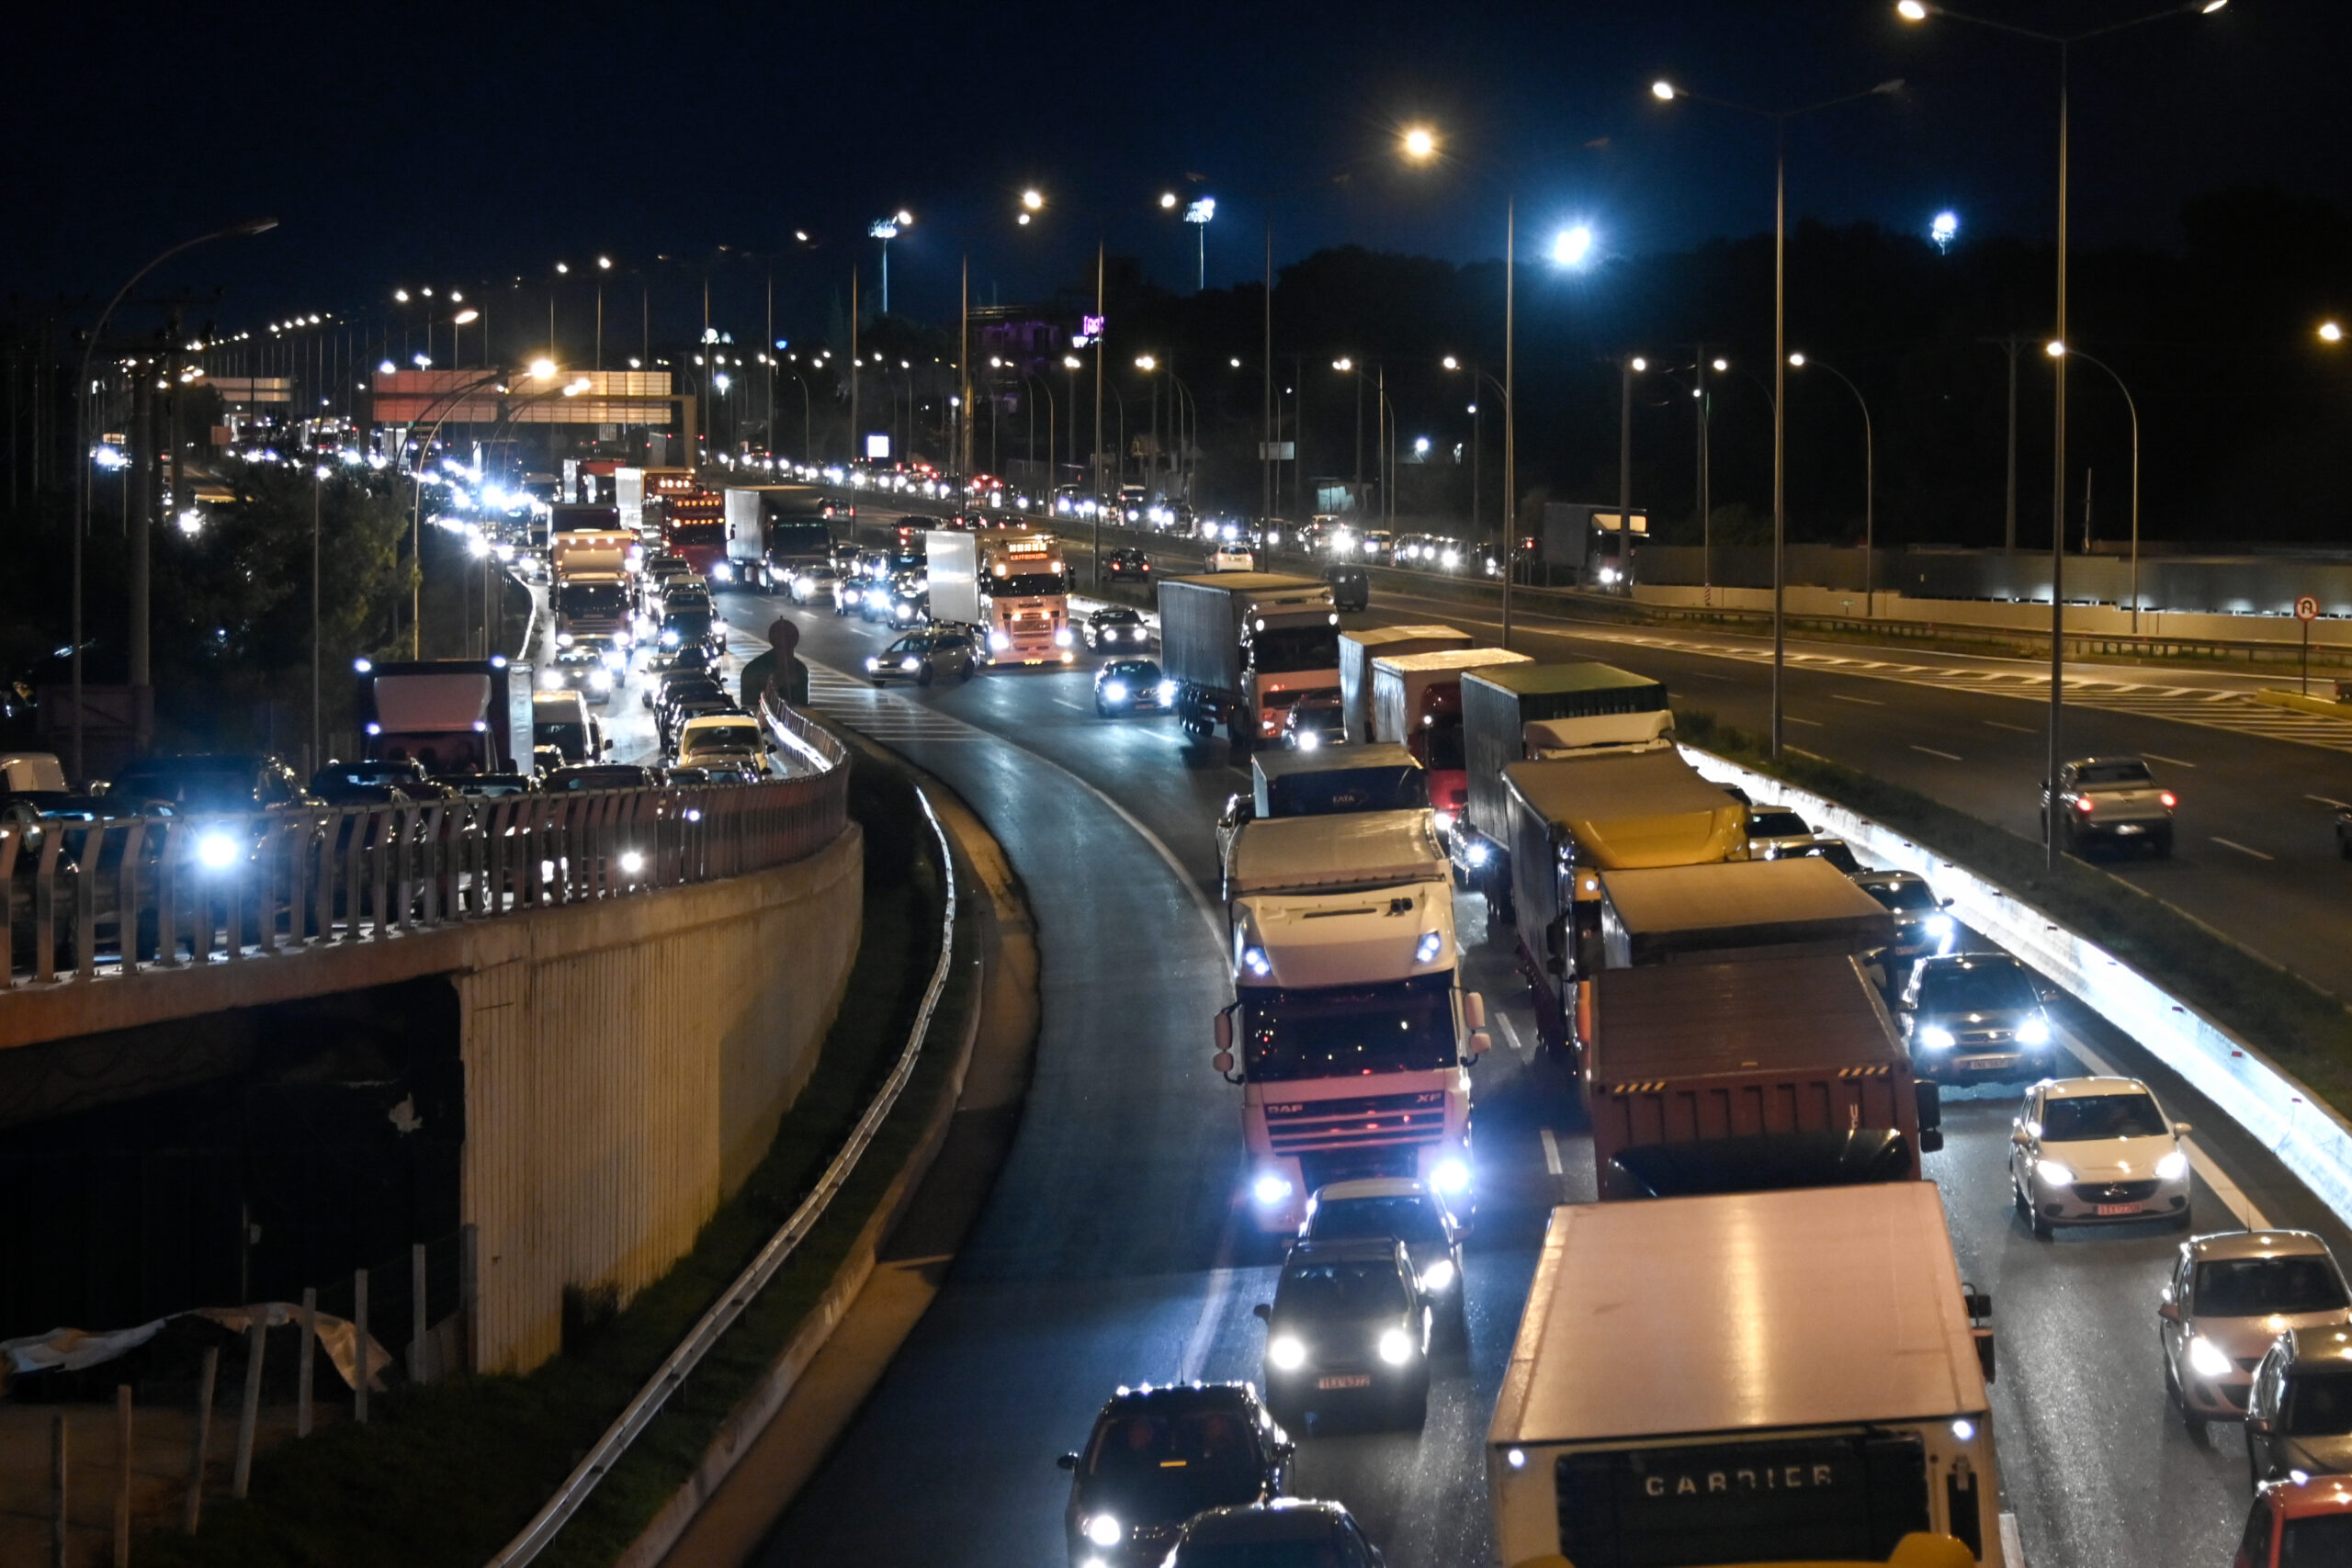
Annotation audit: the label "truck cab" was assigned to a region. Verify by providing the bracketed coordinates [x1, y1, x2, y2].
[1369, 648, 1532, 832]
[1217, 744, 1429, 893]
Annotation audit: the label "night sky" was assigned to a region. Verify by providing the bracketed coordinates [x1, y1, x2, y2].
[10, 0, 2347, 341]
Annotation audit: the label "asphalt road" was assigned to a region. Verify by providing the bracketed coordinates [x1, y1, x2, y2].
[611, 543, 2352, 1568]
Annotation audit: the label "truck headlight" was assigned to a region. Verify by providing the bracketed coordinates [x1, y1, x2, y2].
[864, 656, 879, 671]
[196, 830, 241, 872]
[989, 630, 1010, 652]
[1240, 944, 1271, 977]
[895, 602, 914, 620]
[588, 669, 615, 693]
[1415, 931, 1442, 964]
[2188, 1335, 2233, 1379]
[1267, 1336, 1306, 1371]
[1053, 626, 1074, 648]
[1464, 841, 1490, 867]
[1251, 1172, 1293, 1207]
[1377, 1327, 1417, 1365]
[2017, 1016, 2052, 1047]
[711, 562, 732, 582]
[1918, 1025, 1955, 1050]
[1296, 730, 1320, 750]
[1430, 1157, 1470, 1195]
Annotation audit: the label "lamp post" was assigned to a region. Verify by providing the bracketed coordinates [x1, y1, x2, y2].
[2054, 344, 2142, 631]
[1651, 76, 1902, 758]
[1898, 0, 2230, 865]
[1618, 354, 1647, 583]
[869, 210, 912, 316]
[1184, 197, 1216, 291]
[1787, 352, 1875, 612]
[1443, 356, 1510, 549]
[72, 216, 277, 779]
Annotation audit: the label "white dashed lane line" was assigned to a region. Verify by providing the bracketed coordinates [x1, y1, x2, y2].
[2211, 837, 2276, 862]
[1911, 745, 1963, 761]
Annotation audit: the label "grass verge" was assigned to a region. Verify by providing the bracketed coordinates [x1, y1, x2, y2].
[139, 747, 969, 1568]
[1679, 708, 2352, 1112]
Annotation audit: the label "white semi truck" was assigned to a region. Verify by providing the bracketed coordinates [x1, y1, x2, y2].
[1159, 572, 1340, 753]
[1214, 809, 1489, 1231]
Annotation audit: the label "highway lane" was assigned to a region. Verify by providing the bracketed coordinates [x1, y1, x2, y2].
[681, 570, 2352, 1568]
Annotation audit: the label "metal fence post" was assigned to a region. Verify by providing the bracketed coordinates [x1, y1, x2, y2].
[184, 1345, 217, 1532]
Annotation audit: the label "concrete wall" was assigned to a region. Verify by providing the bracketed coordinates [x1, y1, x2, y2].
[458, 823, 863, 1373]
[1628, 583, 2352, 651]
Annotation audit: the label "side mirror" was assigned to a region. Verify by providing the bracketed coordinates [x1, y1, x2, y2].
[601, 738, 615, 752]
[1940, 897, 1954, 908]
[1973, 1326, 1996, 1384]
[1213, 1050, 1236, 1076]
[1057, 1452, 1080, 1471]
[1251, 1303, 1272, 1322]
[1214, 1012, 1233, 1056]
[1467, 1030, 1492, 1058]
[2175, 1121, 2194, 1136]
[1918, 1128, 1944, 1155]
[2249, 1416, 2273, 1436]
[2158, 1301, 2182, 1322]
[2010, 1127, 2032, 1146]
[1463, 992, 1487, 1031]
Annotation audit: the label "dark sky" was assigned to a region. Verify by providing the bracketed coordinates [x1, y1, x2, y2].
[10, 0, 2346, 343]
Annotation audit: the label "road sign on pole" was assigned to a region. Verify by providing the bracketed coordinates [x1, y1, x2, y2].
[2299, 595, 2320, 694]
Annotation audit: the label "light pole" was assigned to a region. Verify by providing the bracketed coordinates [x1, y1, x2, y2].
[2054, 344, 2141, 631]
[1787, 352, 1875, 613]
[1186, 197, 1216, 291]
[1899, 0, 2230, 864]
[869, 210, 912, 316]
[1443, 356, 1510, 548]
[72, 215, 277, 779]
[1618, 354, 1647, 583]
[1652, 76, 1902, 758]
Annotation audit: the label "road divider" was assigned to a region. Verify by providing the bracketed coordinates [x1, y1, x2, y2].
[1684, 744, 2352, 1229]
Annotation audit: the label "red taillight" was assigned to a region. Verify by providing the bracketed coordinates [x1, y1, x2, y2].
[2160, 791, 2177, 808]
[2075, 796, 2096, 813]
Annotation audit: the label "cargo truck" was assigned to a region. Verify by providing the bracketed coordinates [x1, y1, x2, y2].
[1159, 573, 1341, 753]
[1489, 1183, 2003, 1568]
[355, 657, 529, 777]
[1585, 953, 1936, 1200]
[928, 530, 1070, 664]
[615, 466, 695, 535]
[1457, 662, 1674, 898]
[1371, 647, 1532, 830]
[1338, 625, 1470, 745]
[1214, 809, 1489, 1230]
[722, 484, 845, 590]
[1218, 744, 1430, 897]
[650, 485, 728, 581]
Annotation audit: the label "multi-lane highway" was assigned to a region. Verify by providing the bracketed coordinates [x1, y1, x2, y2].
[554, 514, 2352, 1568]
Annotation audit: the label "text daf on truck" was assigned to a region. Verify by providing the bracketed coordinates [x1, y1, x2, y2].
[1214, 809, 1490, 1230]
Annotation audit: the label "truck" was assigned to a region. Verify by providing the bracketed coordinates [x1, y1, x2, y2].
[929, 529, 1073, 663]
[1457, 661, 1675, 897]
[551, 534, 637, 648]
[1585, 953, 1936, 1200]
[722, 484, 846, 591]
[1488, 1182, 2003, 1568]
[1214, 809, 1489, 1230]
[561, 457, 619, 504]
[1218, 744, 1430, 896]
[615, 466, 695, 535]
[650, 484, 728, 581]
[1370, 647, 1533, 829]
[1159, 572, 1340, 753]
[1504, 751, 1748, 1055]
[1338, 625, 1470, 745]
[356, 657, 529, 777]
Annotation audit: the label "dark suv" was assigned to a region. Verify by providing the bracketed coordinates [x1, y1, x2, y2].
[1104, 547, 1153, 582]
[107, 753, 310, 812]
[1254, 1237, 1431, 1430]
[1057, 1383, 1291, 1568]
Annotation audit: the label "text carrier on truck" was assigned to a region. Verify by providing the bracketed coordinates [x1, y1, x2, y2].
[1213, 809, 1491, 1231]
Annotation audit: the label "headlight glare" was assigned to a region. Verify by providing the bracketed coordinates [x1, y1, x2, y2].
[2036, 1158, 2075, 1185]
[2156, 1149, 2190, 1181]
[1377, 1327, 1416, 1365]
[1420, 1258, 1456, 1292]
[1251, 1172, 1293, 1207]
[1103, 682, 1128, 702]
[1268, 1335, 1306, 1371]
[2018, 1016, 2052, 1047]
[1430, 1156, 1470, 1195]
[196, 830, 241, 872]
[1084, 1514, 1124, 1549]
[2188, 1335, 2233, 1379]
[1919, 1025, 1955, 1051]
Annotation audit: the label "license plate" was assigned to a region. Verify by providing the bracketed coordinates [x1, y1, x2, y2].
[2095, 1201, 2144, 1216]
[1962, 1055, 2018, 1071]
[2115, 823, 2144, 836]
[1317, 1374, 1372, 1390]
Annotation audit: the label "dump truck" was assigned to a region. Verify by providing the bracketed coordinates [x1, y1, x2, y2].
[1159, 573, 1340, 753]
[1489, 1182, 2002, 1567]
[1338, 624, 1470, 745]
[1584, 953, 1937, 1200]
[1370, 647, 1532, 830]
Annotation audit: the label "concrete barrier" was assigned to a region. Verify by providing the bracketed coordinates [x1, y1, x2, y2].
[1682, 746, 2352, 1227]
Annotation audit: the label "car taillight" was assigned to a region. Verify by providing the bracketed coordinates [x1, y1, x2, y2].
[2075, 796, 2096, 813]
[2160, 791, 2177, 808]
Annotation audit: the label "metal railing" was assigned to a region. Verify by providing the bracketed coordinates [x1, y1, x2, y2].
[1, 708, 848, 991]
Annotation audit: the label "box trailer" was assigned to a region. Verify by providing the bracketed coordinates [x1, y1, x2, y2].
[1338, 624, 1470, 745]
[1458, 662, 1672, 895]
[1158, 573, 1339, 753]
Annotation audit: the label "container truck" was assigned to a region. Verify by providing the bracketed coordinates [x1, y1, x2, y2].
[1159, 572, 1340, 753]
[1489, 1182, 2003, 1568]
[1213, 809, 1490, 1231]
[1456, 662, 1674, 897]
[1371, 647, 1533, 830]
[650, 485, 729, 581]
[925, 529, 980, 625]
[1338, 625, 1469, 745]
[1219, 744, 1430, 896]
[927, 531, 1070, 664]
[722, 484, 845, 590]
[355, 657, 528, 777]
[1584, 953, 1936, 1200]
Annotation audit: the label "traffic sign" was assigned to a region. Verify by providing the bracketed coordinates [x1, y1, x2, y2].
[2297, 595, 2321, 622]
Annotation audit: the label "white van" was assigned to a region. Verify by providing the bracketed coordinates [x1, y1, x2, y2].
[531, 690, 604, 766]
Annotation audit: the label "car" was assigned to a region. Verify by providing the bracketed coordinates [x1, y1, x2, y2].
[1103, 547, 1153, 582]
[662, 694, 738, 752]
[2248, 1325, 2352, 1493]
[1299, 1179, 1466, 1340]
[447, 772, 537, 798]
[2163, 1231, 2352, 1434]
[541, 762, 659, 792]
[1165, 1500, 1386, 1568]
[105, 753, 310, 812]
[1254, 1236, 1432, 1431]
[865, 627, 978, 686]
[1852, 869, 1958, 966]
[309, 759, 456, 804]
[788, 564, 842, 604]
[1899, 953, 2056, 1084]
[1084, 606, 1148, 650]
[1353, 529, 1394, 561]
[2043, 755, 2177, 858]
[1095, 659, 1172, 717]
[862, 571, 928, 626]
[1745, 806, 1820, 859]
[1279, 692, 1344, 751]
[662, 581, 715, 615]
[673, 713, 768, 773]
[2009, 1075, 2194, 1237]
[1322, 565, 1368, 613]
[548, 633, 629, 700]
[1055, 1382, 1292, 1568]
[1206, 544, 1255, 572]
[652, 608, 723, 670]
[2234, 1474, 2352, 1566]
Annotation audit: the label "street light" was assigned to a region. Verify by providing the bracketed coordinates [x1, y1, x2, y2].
[1651, 73, 1902, 757]
[2049, 342, 2143, 632]
[2321, 321, 2344, 344]
[1552, 225, 1594, 267]
[1401, 125, 1438, 161]
[1899, 0, 2227, 865]
[1787, 352, 1877, 613]
[1184, 197, 1216, 290]
[870, 209, 912, 313]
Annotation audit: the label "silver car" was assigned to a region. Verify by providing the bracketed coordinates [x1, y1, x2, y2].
[2162, 1230, 2352, 1433]
[2009, 1075, 2193, 1236]
[2248, 1325, 2352, 1492]
[864, 627, 978, 687]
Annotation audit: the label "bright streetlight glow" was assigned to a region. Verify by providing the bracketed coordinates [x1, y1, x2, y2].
[1788, 352, 1807, 367]
[1896, 0, 1929, 19]
[2200, 0, 2228, 11]
[555, 261, 570, 274]
[1186, 197, 1216, 224]
[2045, 339, 2067, 358]
[1022, 188, 1044, 210]
[597, 255, 612, 269]
[453, 308, 480, 325]
[1063, 355, 1082, 369]
[1930, 210, 1960, 252]
[1552, 224, 1595, 266]
[1631, 355, 1648, 372]
[1135, 355, 1158, 371]
[1413, 436, 1430, 455]
[895, 209, 913, 226]
[378, 359, 397, 375]
[2321, 321, 2345, 344]
[1710, 356, 1728, 372]
[1651, 80, 1679, 101]
[1159, 191, 1179, 209]
[1332, 357, 1354, 372]
[528, 357, 558, 379]
[1230, 356, 1244, 368]
[1401, 125, 1438, 160]
[1442, 355, 1460, 370]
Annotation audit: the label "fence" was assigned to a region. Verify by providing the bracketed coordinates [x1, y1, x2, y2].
[1, 708, 848, 991]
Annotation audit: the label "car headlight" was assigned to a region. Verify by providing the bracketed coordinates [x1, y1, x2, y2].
[2156, 1149, 2190, 1181]
[794, 576, 814, 594]
[1465, 841, 1490, 867]
[1432, 809, 1455, 832]
[1296, 730, 1320, 750]
[588, 669, 615, 693]
[1377, 1326, 1417, 1366]
[1430, 1157, 1470, 1195]
[1267, 1336, 1306, 1371]
[1924, 913, 1955, 940]
[196, 830, 241, 872]
[1102, 682, 1128, 702]
[1084, 1514, 1124, 1549]
[1415, 931, 1442, 964]
[1251, 1172, 1293, 1207]
[618, 850, 645, 875]
[989, 630, 1010, 651]
[540, 669, 565, 690]
[1918, 1025, 1955, 1050]
[900, 656, 921, 672]
[1420, 1258, 1456, 1293]
[1157, 681, 1176, 702]
[557, 632, 575, 648]
[2018, 1015, 2052, 1047]
[2188, 1335, 2233, 1379]
[662, 629, 680, 647]
[864, 656, 879, 671]
[1053, 626, 1074, 648]
[602, 649, 627, 671]
[2036, 1158, 2075, 1185]
[711, 562, 732, 581]
[895, 602, 913, 620]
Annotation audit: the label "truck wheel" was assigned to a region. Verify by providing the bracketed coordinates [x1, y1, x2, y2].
[1226, 716, 1252, 754]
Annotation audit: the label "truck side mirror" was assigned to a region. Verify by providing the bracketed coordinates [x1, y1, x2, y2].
[1251, 1303, 1272, 1322]
[1467, 1031, 1492, 1058]
[1057, 1452, 1080, 1471]
[1214, 1012, 1233, 1057]
[1973, 1326, 1996, 1384]
[1918, 1129, 1944, 1154]
[1213, 1050, 1235, 1076]
[1463, 992, 1487, 1031]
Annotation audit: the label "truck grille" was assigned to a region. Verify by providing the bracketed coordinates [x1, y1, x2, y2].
[2072, 1179, 2159, 1203]
[1262, 1091, 1448, 1156]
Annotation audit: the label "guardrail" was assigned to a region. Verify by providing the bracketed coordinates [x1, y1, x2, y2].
[1681, 745, 2352, 1229]
[1, 707, 848, 992]
[484, 761, 957, 1568]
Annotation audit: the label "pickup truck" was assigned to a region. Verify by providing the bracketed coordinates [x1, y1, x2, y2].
[2042, 755, 2176, 858]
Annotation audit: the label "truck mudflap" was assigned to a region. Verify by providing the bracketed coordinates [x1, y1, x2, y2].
[1514, 936, 1571, 1064]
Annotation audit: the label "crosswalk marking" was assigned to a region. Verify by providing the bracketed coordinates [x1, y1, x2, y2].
[801, 665, 984, 742]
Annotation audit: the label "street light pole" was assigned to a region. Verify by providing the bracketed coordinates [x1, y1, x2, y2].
[2062, 345, 2141, 631]
[1789, 353, 1874, 613]
[1502, 197, 1516, 650]
[1619, 355, 1645, 578]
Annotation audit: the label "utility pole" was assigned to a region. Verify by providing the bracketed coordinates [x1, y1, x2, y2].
[1091, 240, 1106, 587]
[1982, 334, 2030, 554]
[849, 268, 860, 467]
[1618, 355, 1639, 577]
[960, 257, 971, 475]
[1694, 350, 1713, 592]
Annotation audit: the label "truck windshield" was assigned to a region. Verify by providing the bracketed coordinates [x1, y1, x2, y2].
[1241, 975, 1456, 1081]
[989, 571, 1066, 598]
[559, 583, 628, 617]
[2195, 1257, 2349, 1317]
[1249, 626, 1340, 674]
[369, 731, 490, 775]
[1425, 721, 1466, 772]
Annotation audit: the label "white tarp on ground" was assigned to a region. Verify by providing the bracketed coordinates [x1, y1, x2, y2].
[4, 1303, 392, 1391]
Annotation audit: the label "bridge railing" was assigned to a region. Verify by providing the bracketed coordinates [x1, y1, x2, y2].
[1, 709, 848, 989]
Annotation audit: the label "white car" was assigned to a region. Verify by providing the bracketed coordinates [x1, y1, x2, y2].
[2010, 1076, 2193, 1237]
[673, 713, 770, 774]
[1206, 545, 1255, 572]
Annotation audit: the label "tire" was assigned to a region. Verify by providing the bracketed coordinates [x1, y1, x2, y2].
[1096, 702, 1111, 718]
[917, 664, 934, 687]
[960, 660, 975, 682]
[2175, 1208, 2195, 1231]
[870, 678, 886, 689]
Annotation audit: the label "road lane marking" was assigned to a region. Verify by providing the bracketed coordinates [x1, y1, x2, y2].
[1494, 1011, 1531, 1058]
[2308, 795, 2351, 809]
[1177, 1258, 1238, 1384]
[2211, 836, 2276, 862]
[1054, 698, 1086, 712]
[1786, 716, 1824, 728]
[1539, 1127, 1565, 1179]
[1831, 694, 1883, 705]
[1910, 745, 1964, 761]
[1985, 720, 2036, 733]
[2062, 1027, 2270, 1229]
[2141, 751, 2197, 768]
